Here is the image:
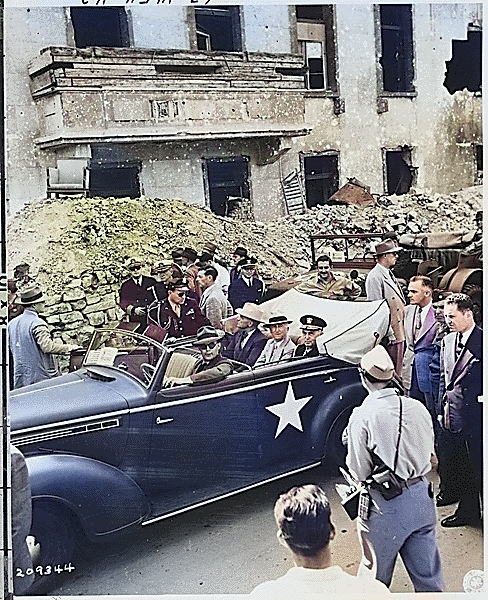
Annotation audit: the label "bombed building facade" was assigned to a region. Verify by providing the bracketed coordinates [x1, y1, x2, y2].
[5, 3, 482, 221]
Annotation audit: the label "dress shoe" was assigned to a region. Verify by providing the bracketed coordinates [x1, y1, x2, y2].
[436, 492, 459, 507]
[441, 514, 481, 528]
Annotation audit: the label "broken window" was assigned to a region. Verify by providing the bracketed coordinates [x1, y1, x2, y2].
[89, 145, 141, 199]
[384, 148, 414, 195]
[296, 5, 337, 92]
[71, 7, 130, 48]
[379, 4, 414, 93]
[302, 153, 339, 207]
[444, 27, 481, 94]
[194, 7, 242, 52]
[204, 157, 250, 217]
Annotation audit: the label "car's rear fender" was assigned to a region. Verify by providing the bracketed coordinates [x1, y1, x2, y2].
[308, 370, 366, 463]
[26, 454, 150, 541]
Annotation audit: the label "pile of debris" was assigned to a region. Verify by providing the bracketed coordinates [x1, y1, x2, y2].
[7, 185, 482, 346]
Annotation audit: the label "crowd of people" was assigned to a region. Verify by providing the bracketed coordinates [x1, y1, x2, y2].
[6, 235, 483, 595]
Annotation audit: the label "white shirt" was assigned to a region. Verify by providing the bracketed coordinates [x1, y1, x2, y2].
[250, 565, 390, 598]
[345, 387, 434, 482]
[417, 301, 432, 328]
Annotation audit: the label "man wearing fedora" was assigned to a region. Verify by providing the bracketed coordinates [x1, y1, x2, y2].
[228, 256, 264, 310]
[344, 345, 443, 592]
[8, 283, 80, 389]
[229, 246, 248, 283]
[254, 313, 296, 368]
[365, 239, 406, 376]
[163, 326, 234, 387]
[146, 278, 207, 341]
[222, 302, 267, 366]
[294, 315, 327, 358]
[119, 257, 158, 331]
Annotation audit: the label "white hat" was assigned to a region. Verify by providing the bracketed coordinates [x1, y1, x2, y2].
[360, 346, 394, 381]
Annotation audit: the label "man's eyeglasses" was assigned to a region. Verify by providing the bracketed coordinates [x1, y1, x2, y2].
[176, 291, 186, 298]
[388, 252, 399, 257]
[200, 341, 218, 350]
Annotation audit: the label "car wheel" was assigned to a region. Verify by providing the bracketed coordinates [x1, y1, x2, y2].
[323, 410, 351, 471]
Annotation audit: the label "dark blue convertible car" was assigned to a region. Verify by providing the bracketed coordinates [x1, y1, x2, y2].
[10, 322, 373, 567]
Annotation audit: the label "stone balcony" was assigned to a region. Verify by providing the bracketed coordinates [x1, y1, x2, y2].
[28, 46, 311, 149]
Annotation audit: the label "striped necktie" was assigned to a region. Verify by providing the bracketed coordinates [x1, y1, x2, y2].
[455, 333, 464, 359]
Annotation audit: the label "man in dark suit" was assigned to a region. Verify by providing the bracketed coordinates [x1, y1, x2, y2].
[228, 256, 264, 310]
[438, 293, 483, 528]
[222, 302, 267, 367]
[119, 257, 158, 331]
[146, 279, 207, 340]
[294, 315, 327, 358]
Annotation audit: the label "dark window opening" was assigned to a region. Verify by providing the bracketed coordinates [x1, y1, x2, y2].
[379, 4, 414, 93]
[89, 146, 140, 198]
[444, 29, 481, 94]
[195, 7, 242, 52]
[296, 5, 337, 92]
[475, 144, 483, 183]
[303, 154, 339, 208]
[204, 157, 250, 217]
[385, 149, 413, 195]
[71, 7, 129, 48]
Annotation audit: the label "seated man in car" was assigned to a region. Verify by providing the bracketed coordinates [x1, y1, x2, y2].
[294, 315, 327, 358]
[163, 326, 234, 387]
[254, 313, 295, 367]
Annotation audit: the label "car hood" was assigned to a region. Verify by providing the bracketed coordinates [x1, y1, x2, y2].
[9, 369, 130, 433]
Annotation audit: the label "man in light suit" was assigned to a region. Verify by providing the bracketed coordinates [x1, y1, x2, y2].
[438, 293, 482, 528]
[365, 239, 406, 377]
[254, 313, 295, 367]
[402, 275, 438, 417]
[222, 302, 267, 367]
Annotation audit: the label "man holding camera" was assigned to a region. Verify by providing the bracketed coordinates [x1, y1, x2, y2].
[344, 345, 443, 592]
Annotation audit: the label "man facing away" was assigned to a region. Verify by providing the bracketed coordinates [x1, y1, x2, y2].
[254, 313, 295, 367]
[345, 345, 443, 592]
[222, 302, 267, 366]
[8, 283, 79, 389]
[365, 239, 406, 376]
[250, 484, 390, 598]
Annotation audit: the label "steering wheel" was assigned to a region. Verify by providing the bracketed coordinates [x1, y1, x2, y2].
[141, 362, 156, 383]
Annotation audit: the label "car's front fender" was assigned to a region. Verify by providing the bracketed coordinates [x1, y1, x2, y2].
[26, 454, 150, 541]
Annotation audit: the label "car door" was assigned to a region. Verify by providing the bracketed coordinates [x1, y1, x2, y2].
[132, 370, 260, 519]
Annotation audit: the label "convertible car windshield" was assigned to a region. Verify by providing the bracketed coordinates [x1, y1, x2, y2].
[83, 329, 165, 386]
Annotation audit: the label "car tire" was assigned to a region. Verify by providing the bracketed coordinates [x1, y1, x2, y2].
[323, 410, 351, 471]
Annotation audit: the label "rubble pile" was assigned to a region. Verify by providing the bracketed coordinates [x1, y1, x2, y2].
[7, 185, 482, 346]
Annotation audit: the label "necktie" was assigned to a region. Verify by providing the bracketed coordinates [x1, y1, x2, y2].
[414, 307, 422, 339]
[455, 333, 464, 359]
[240, 330, 249, 349]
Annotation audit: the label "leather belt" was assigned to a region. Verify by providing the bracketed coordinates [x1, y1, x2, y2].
[400, 475, 424, 488]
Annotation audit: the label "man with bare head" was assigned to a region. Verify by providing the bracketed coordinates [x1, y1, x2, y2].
[250, 484, 390, 597]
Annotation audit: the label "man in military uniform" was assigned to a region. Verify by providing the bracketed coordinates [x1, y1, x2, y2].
[163, 326, 233, 387]
[294, 315, 327, 357]
[119, 258, 157, 331]
[295, 255, 360, 300]
[146, 279, 207, 341]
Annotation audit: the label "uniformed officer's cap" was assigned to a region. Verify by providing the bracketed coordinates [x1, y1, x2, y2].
[299, 315, 327, 330]
[360, 345, 394, 381]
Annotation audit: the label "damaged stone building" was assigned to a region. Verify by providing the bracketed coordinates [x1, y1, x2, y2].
[5, 3, 482, 221]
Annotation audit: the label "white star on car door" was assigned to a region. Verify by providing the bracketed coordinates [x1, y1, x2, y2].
[265, 382, 312, 438]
